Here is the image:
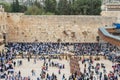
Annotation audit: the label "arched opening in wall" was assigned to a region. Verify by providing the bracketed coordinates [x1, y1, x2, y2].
[96, 36, 100, 42]
[3, 33, 7, 45]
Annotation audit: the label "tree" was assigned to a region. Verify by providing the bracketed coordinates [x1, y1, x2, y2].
[11, 0, 20, 12]
[92, 0, 101, 15]
[44, 0, 57, 13]
[1, 0, 101, 15]
[74, 0, 101, 15]
[74, 0, 90, 15]
[25, 5, 44, 15]
[34, 0, 43, 8]
[67, 0, 73, 15]
[19, 5, 27, 13]
[15, 0, 20, 12]
[0, 3, 11, 12]
[57, 0, 69, 15]
[11, 0, 15, 12]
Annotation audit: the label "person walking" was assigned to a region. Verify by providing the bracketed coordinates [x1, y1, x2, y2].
[31, 69, 35, 76]
[58, 69, 61, 74]
[13, 61, 16, 67]
[34, 58, 36, 64]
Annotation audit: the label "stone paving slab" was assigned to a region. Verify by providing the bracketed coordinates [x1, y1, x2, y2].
[1, 58, 120, 80]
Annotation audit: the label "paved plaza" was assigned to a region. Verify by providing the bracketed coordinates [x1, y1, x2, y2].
[7, 58, 119, 80]
[13, 58, 70, 80]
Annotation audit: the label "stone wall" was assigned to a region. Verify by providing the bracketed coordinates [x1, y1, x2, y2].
[0, 5, 6, 51]
[101, 11, 120, 17]
[6, 14, 117, 43]
[0, 6, 7, 33]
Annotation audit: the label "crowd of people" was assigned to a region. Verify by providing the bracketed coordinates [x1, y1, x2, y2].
[69, 58, 120, 80]
[0, 51, 24, 79]
[0, 53, 120, 80]
[6, 42, 119, 55]
[38, 57, 66, 80]
[0, 42, 120, 80]
[74, 43, 119, 55]
[0, 54, 67, 80]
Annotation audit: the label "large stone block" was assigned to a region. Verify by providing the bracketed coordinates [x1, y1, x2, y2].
[6, 14, 117, 43]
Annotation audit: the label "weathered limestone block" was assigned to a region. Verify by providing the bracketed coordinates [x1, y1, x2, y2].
[6, 14, 117, 43]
